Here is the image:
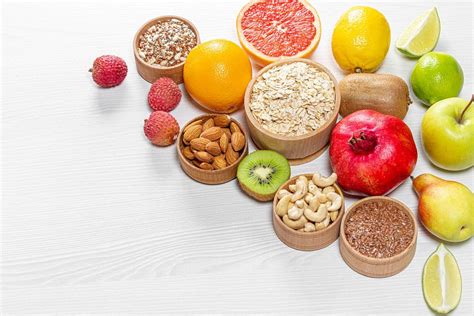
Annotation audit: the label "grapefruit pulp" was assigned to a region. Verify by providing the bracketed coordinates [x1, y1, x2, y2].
[236, 0, 321, 67]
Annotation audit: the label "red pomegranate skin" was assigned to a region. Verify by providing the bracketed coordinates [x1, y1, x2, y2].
[329, 110, 417, 196]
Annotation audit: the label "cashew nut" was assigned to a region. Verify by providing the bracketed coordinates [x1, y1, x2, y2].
[315, 214, 331, 230]
[288, 205, 304, 220]
[313, 190, 328, 203]
[288, 184, 297, 193]
[304, 222, 316, 232]
[322, 186, 335, 194]
[308, 196, 320, 211]
[312, 172, 337, 187]
[277, 189, 291, 199]
[297, 228, 305, 232]
[327, 192, 342, 212]
[295, 199, 305, 208]
[276, 194, 292, 217]
[304, 204, 328, 223]
[304, 193, 314, 204]
[308, 181, 319, 194]
[330, 211, 339, 221]
[291, 177, 308, 202]
[283, 214, 308, 230]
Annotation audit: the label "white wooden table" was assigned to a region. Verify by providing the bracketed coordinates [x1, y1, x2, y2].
[1, 0, 472, 314]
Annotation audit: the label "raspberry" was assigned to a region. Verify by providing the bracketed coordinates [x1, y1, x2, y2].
[144, 111, 180, 146]
[90, 55, 127, 88]
[148, 77, 182, 111]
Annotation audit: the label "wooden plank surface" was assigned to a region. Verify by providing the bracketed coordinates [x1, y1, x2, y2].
[1, 0, 472, 314]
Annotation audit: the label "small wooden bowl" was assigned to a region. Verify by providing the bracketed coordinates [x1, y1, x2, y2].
[272, 174, 345, 251]
[244, 58, 340, 164]
[133, 16, 200, 84]
[177, 114, 248, 185]
[339, 196, 418, 278]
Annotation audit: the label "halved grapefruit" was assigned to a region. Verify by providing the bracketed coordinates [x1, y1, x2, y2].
[236, 0, 321, 67]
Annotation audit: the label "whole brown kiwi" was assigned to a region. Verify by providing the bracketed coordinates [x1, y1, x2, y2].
[339, 73, 412, 119]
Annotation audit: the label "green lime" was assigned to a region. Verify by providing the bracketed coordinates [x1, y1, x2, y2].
[410, 52, 464, 105]
[422, 243, 462, 314]
[396, 7, 440, 58]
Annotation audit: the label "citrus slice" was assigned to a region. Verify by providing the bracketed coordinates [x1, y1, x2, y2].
[396, 7, 440, 58]
[422, 243, 462, 314]
[236, 0, 321, 67]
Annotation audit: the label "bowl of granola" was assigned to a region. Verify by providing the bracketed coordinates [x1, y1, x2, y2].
[133, 16, 200, 84]
[244, 58, 340, 164]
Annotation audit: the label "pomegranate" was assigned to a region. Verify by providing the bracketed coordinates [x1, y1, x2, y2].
[329, 110, 417, 196]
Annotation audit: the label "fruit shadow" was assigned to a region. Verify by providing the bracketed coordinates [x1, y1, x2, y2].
[94, 84, 130, 114]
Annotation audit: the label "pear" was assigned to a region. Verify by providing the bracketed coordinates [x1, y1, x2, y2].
[413, 173, 474, 242]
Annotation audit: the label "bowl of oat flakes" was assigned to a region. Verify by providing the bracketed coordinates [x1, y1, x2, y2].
[244, 58, 340, 163]
[133, 16, 200, 84]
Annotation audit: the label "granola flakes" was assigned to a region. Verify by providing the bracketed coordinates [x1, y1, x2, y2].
[138, 18, 197, 67]
[249, 62, 336, 136]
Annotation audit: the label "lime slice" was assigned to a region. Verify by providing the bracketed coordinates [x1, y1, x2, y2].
[396, 7, 440, 58]
[422, 243, 462, 314]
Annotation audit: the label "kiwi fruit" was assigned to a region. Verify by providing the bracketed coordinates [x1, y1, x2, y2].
[237, 150, 290, 201]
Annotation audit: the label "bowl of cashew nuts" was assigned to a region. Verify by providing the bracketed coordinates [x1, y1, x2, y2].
[272, 172, 345, 251]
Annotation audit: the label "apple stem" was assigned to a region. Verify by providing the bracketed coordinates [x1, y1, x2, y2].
[458, 94, 473, 124]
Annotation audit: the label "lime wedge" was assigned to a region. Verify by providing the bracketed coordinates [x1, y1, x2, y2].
[396, 7, 440, 58]
[422, 243, 462, 314]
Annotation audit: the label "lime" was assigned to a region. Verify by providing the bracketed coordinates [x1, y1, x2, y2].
[396, 7, 440, 58]
[410, 52, 464, 105]
[422, 244, 462, 314]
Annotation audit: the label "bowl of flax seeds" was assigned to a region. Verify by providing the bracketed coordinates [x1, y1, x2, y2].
[339, 196, 417, 278]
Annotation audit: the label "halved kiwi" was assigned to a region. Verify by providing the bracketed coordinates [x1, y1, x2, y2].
[237, 150, 290, 201]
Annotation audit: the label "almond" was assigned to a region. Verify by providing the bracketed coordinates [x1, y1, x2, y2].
[225, 146, 239, 165]
[219, 133, 229, 153]
[205, 142, 221, 156]
[192, 159, 201, 168]
[213, 115, 231, 127]
[230, 122, 241, 134]
[199, 162, 214, 170]
[212, 155, 227, 170]
[195, 151, 214, 163]
[202, 118, 215, 131]
[222, 128, 232, 139]
[190, 137, 210, 151]
[183, 125, 202, 143]
[231, 132, 245, 151]
[200, 126, 223, 141]
[183, 119, 203, 133]
[182, 146, 195, 160]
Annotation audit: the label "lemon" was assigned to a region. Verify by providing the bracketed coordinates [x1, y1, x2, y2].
[396, 7, 440, 58]
[422, 244, 462, 314]
[183, 39, 252, 113]
[332, 6, 391, 73]
[410, 52, 464, 105]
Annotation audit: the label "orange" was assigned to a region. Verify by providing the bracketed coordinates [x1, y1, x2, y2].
[236, 0, 321, 67]
[183, 39, 252, 113]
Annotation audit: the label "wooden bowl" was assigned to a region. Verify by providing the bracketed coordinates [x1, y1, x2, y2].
[339, 196, 418, 278]
[177, 114, 248, 185]
[244, 58, 340, 164]
[133, 16, 200, 84]
[272, 174, 345, 251]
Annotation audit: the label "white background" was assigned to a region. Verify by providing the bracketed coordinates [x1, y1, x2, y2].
[1, 0, 473, 314]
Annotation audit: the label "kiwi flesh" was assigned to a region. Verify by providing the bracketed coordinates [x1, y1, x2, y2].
[237, 150, 290, 201]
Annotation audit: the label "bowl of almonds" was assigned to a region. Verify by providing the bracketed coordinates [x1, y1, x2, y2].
[244, 58, 341, 164]
[177, 114, 248, 184]
[133, 16, 200, 84]
[272, 172, 345, 251]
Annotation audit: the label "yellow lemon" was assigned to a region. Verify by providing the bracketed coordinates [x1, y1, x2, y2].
[332, 6, 391, 73]
[183, 39, 252, 113]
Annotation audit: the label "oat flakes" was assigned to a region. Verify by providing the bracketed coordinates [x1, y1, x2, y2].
[249, 62, 336, 136]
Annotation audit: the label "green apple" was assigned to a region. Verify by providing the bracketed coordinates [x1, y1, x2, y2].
[413, 173, 473, 242]
[421, 95, 474, 171]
